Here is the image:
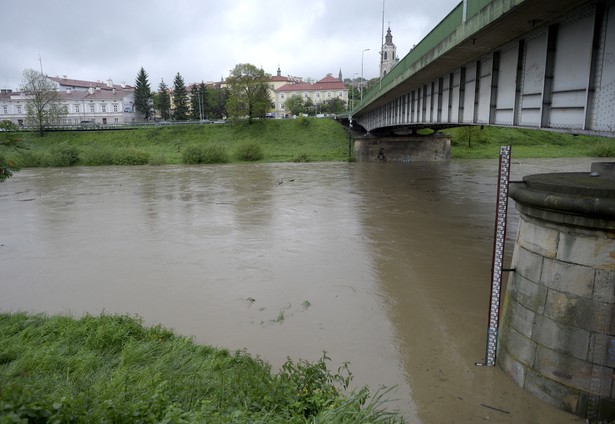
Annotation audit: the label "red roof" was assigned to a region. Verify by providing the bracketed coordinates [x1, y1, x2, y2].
[277, 74, 345, 92]
[49, 76, 133, 92]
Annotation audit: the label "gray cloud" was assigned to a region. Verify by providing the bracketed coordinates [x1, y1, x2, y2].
[1, 0, 460, 91]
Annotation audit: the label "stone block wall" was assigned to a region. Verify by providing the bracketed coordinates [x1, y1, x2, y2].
[353, 134, 451, 162]
[499, 212, 615, 417]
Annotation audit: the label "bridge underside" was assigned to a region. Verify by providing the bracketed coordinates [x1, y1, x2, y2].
[350, 0, 615, 137]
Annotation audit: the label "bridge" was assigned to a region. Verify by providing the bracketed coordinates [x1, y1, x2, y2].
[348, 0, 615, 138]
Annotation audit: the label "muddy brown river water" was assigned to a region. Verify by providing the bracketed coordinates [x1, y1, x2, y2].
[0, 159, 598, 423]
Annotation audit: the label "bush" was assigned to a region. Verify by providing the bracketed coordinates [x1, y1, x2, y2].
[292, 153, 311, 163]
[112, 148, 150, 165]
[592, 142, 615, 158]
[234, 141, 263, 161]
[296, 115, 310, 127]
[80, 148, 150, 166]
[46, 145, 80, 167]
[80, 149, 116, 166]
[0, 120, 18, 131]
[182, 144, 229, 164]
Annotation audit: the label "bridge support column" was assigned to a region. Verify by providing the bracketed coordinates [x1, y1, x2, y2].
[353, 134, 451, 162]
[499, 162, 615, 419]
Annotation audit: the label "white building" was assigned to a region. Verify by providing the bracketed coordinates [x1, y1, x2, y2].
[0, 76, 140, 127]
[273, 74, 348, 118]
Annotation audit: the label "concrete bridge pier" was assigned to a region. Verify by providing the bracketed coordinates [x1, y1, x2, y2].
[353, 133, 451, 162]
[499, 162, 615, 419]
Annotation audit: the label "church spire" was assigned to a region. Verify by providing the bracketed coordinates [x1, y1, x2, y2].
[385, 26, 393, 46]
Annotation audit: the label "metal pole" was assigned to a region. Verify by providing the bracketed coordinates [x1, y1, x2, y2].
[361, 49, 369, 101]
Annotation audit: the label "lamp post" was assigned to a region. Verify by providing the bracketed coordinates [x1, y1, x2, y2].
[351, 72, 358, 109]
[361, 48, 370, 101]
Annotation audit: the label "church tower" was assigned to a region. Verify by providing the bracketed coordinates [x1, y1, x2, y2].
[380, 26, 398, 78]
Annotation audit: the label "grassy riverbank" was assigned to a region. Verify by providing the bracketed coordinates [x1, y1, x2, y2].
[1, 119, 613, 169]
[2, 118, 350, 168]
[442, 126, 615, 159]
[0, 312, 402, 423]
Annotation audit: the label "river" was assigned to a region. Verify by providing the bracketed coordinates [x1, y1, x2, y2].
[0, 158, 595, 423]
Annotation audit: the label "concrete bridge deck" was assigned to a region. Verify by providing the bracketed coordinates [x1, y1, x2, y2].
[348, 0, 615, 137]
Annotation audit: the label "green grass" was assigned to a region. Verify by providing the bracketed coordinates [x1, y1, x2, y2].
[2, 121, 613, 169]
[0, 312, 403, 423]
[1, 118, 351, 168]
[441, 126, 615, 159]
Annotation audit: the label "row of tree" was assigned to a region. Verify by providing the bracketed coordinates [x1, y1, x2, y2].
[134, 63, 278, 123]
[133, 68, 229, 122]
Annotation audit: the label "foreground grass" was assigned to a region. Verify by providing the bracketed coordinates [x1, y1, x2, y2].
[0, 312, 403, 423]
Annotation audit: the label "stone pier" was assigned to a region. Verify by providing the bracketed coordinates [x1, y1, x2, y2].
[498, 162, 615, 419]
[353, 134, 451, 162]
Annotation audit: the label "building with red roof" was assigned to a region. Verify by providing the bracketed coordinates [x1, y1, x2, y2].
[272, 72, 348, 118]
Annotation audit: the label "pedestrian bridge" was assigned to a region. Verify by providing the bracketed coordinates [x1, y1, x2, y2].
[348, 0, 615, 138]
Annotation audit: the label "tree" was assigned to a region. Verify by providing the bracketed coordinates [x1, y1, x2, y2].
[284, 95, 305, 116]
[323, 97, 346, 114]
[155, 79, 171, 121]
[190, 82, 209, 121]
[134, 67, 152, 121]
[172, 72, 189, 121]
[225, 64, 272, 123]
[20, 69, 68, 136]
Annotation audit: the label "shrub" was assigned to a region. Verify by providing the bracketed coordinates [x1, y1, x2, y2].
[15, 151, 44, 167]
[112, 148, 150, 165]
[592, 142, 615, 158]
[47, 145, 80, 167]
[182, 144, 229, 164]
[296, 115, 310, 127]
[292, 153, 311, 163]
[235, 141, 263, 161]
[0, 120, 18, 131]
[80, 149, 116, 166]
[148, 155, 167, 166]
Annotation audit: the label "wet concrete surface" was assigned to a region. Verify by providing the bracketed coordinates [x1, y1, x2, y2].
[0, 158, 601, 423]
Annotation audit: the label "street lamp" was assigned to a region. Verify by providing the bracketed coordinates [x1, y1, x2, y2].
[351, 72, 358, 109]
[361, 48, 370, 101]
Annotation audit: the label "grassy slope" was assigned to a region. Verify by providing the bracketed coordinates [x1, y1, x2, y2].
[3, 120, 614, 167]
[441, 126, 615, 159]
[0, 313, 401, 423]
[4, 118, 351, 166]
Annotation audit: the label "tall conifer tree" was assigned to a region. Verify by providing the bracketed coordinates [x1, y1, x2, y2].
[134, 67, 152, 121]
[172, 73, 189, 121]
[155, 79, 171, 121]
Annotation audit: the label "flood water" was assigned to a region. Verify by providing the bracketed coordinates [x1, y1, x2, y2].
[0, 158, 597, 423]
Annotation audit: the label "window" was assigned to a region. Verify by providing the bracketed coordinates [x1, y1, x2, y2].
[74, 104, 80, 113]
[89, 104, 95, 113]
[316, 92, 320, 98]
[16, 105, 21, 114]
[338, 91, 343, 98]
[327, 92, 332, 98]
[279, 102, 284, 109]
[113, 104, 118, 112]
[101, 104, 106, 113]
[114, 118, 119, 123]
[280, 93, 285, 99]
[303, 92, 309, 98]
[2, 105, 7, 114]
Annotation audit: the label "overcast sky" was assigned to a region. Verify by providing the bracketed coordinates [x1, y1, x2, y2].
[1, 0, 460, 91]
